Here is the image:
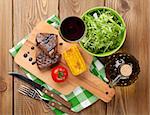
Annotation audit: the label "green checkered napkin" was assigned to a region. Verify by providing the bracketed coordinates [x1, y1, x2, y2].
[9, 15, 108, 115]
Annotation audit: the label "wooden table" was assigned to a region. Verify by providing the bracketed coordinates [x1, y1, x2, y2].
[0, 0, 149, 115]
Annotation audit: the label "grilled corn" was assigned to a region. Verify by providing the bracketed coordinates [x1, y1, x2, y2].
[63, 45, 86, 76]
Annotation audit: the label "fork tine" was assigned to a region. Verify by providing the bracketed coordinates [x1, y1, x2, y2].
[20, 85, 30, 90]
[18, 87, 29, 93]
[18, 85, 31, 96]
[18, 85, 40, 100]
[20, 85, 35, 94]
[20, 85, 40, 97]
[20, 85, 36, 97]
[18, 88, 28, 96]
[18, 86, 29, 93]
[20, 85, 34, 94]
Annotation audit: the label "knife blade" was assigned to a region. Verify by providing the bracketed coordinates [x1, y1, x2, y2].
[9, 72, 71, 108]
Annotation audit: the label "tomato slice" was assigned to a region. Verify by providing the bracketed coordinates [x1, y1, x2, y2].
[51, 65, 68, 83]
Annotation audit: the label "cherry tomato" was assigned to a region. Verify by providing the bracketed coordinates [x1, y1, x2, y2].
[51, 65, 68, 83]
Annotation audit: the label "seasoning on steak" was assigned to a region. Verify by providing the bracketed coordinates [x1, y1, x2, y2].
[36, 33, 58, 57]
[36, 51, 61, 70]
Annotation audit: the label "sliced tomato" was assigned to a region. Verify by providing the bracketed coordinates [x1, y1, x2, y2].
[51, 65, 68, 83]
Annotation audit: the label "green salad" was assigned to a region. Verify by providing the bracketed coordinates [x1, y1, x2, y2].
[80, 8, 126, 54]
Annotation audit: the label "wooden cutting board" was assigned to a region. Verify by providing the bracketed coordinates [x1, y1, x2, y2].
[14, 21, 115, 102]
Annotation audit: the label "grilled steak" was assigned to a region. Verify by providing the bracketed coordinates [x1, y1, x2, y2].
[36, 51, 61, 70]
[36, 33, 58, 57]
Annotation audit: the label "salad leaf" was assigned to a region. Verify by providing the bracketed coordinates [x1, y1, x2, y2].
[81, 9, 125, 54]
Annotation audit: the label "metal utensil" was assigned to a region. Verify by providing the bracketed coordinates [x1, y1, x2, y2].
[18, 85, 76, 115]
[9, 72, 71, 108]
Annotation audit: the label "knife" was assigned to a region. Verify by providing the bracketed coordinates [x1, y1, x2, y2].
[9, 72, 71, 108]
[18, 85, 76, 114]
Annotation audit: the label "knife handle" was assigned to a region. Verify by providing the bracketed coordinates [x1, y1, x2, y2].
[45, 101, 76, 115]
[42, 88, 71, 108]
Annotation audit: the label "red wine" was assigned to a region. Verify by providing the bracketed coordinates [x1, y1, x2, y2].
[60, 16, 85, 42]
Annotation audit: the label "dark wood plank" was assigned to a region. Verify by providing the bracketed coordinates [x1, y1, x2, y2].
[13, 0, 58, 114]
[105, 0, 150, 115]
[59, 0, 107, 115]
[0, 0, 13, 114]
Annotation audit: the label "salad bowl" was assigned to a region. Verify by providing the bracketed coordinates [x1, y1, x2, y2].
[80, 7, 126, 57]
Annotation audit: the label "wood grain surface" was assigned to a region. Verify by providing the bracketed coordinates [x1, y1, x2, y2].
[105, 0, 150, 115]
[13, 0, 58, 115]
[0, 0, 13, 114]
[0, 0, 149, 115]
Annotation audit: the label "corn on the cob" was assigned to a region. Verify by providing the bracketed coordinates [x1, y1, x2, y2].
[63, 45, 86, 76]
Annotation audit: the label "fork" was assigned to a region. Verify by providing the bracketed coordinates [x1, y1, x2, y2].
[18, 85, 76, 115]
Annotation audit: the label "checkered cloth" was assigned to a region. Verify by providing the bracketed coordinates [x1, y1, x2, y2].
[9, 15, 108, 115]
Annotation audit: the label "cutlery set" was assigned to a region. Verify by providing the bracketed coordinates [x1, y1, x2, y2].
[9, 72, 76, 114]
[18, 85, 76, 114]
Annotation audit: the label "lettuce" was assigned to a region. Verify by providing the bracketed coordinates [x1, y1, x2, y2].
[81, 10, 125, 54]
